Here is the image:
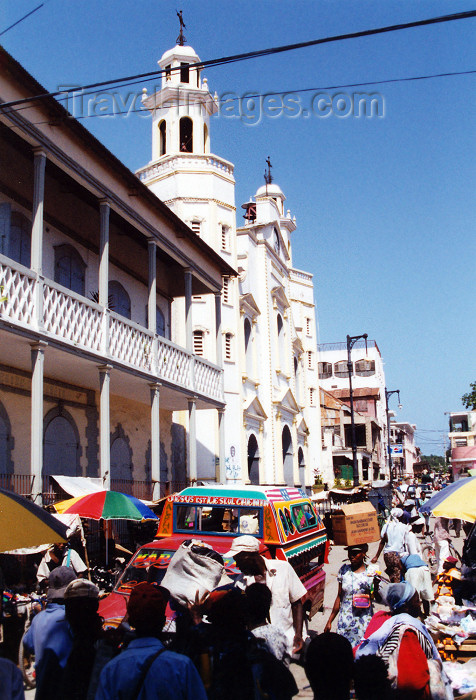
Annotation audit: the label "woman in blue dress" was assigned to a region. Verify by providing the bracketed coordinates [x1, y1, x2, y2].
[325, 543, 378, 647]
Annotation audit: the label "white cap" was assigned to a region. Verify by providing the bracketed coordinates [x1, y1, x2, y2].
[224, 535, 260, 558]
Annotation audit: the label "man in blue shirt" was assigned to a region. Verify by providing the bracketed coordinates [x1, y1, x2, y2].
[95, 582, 207, 700]
[23, 566, 77, 668]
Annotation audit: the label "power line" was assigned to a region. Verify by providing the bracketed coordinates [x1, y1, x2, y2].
[4, 68, 475, 125]
[0, 2, 47, 37]
[1, 9, 475, 111]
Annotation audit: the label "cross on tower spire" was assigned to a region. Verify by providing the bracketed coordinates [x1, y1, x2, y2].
[264, 156, 273, 186]
[176, 10, 186, 46]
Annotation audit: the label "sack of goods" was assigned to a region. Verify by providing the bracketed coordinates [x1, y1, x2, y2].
[161, 539, 225, 606]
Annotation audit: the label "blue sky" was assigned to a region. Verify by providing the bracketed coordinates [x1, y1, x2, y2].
[2, 0, 475, 455]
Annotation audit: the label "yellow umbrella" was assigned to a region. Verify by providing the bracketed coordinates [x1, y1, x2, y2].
[420, 477, 476, 523]
[0, 487, 68, 552]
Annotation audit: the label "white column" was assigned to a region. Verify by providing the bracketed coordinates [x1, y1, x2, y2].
[150, 382, 161, 500]
[30, 341, 47, 504]
[98, 365, 112, 490]
[148, 241, 157, 334]
[31, 149, 46, 274]
[99, 200, 110, 355]
[98, 200, 110, 305]
[188, 398, 197, 482]
[184, 269, 193, 352]
[217, 408, 225, 483]
[214, 292, 222, 367]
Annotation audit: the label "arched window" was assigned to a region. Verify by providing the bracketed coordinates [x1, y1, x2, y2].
[277, 313, 285, 371]
[111, 434, 133, 482]
[334, 360, 351, 378]
[180, 117, 193, 153]
[244, 318, 252, 377]
[159, 120, 166, 156]
[108, 281, 131, 320]
[318, 362, 332, 379]
[282, 425, 293, 486]
[298, 447, 305, 487]
[294, 356, 301, 404]
[54, 244, 86, 296]
[9, 212, 31, 267]
[204, 123, 209, 153]
[0, 402, 13, 476]
[43, 410, 80, 476]
[248, 434, 259, 485]
[355, 359, 376, 377]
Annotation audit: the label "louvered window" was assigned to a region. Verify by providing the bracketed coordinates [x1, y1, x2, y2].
[309, 388, 315, 406]
[222, 277, 230, 304]
[191, 220, 201, 235]
[225, 333, 232, 361]
[193, 330, 204, 356]
[221, 225, 228, 250]
[306, 318, 311, 336]
[307, 351, 313, 369]
[318, 362, 332, 379]
[334, 360, 351, 378]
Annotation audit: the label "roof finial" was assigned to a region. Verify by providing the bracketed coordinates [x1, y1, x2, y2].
[176, 10, 186, 46]
[264, 156, 273, 186]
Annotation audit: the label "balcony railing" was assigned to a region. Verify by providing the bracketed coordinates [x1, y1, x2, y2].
[136, 153, 235, 183]
[0, 255, 224, 403]
[0, 473, 34, 497]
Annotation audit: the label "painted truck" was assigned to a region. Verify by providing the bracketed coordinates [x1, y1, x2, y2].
[99, 485, 328, 627]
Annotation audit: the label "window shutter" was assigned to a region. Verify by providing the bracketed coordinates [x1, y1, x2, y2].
[0, 203, 11, 256]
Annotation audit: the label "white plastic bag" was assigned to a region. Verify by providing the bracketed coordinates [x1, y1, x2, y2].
[161, 539, 225, 606]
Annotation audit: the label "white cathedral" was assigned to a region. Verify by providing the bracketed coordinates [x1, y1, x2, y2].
[137, 39, 322, 490]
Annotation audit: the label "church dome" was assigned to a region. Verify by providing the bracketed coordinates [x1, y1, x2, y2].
[159, 44, 200, 67]
[255, 183, 286, 200]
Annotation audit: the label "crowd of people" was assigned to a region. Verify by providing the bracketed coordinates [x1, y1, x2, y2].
[0, 475, 475, 699]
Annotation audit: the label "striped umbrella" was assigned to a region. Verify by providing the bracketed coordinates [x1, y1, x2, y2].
[419, 476, 476, 523]
[0, 487, 68, 552]
[54, 490, 159, 521]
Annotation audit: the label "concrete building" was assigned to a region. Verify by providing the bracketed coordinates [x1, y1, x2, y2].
[448, 410, 476, 480]
[318, 340, 388, 482]
[137, 40, 321, 488]
[389, 421, 420, 478]
[0, 47, 234, 504]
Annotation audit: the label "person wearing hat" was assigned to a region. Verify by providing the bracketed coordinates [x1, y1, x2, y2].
[37, 541, 87, 588]
[434, 517, 453, 574]
[96, 582, 207, 700]
[24, 567, 78, 700]
[23, 566, 77, 671]
[225, 534, 307, 655]
[356, 582, 453, 699]
[324, 543, 379, 647]
[371, 508, 409, 582]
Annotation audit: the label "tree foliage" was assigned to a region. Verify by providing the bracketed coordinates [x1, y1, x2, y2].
[461, 381, 476, 410]
[420, 454, 446, 469]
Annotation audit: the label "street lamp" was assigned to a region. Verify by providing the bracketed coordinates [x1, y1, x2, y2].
[385, 388, 402, 484]
[346, 333, 368, 487]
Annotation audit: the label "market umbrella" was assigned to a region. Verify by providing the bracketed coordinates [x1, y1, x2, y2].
[419, 476, 476, 523]
[0, 487, 68, 552]
[54, 490, 159, 521]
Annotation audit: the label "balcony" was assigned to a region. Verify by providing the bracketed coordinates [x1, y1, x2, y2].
[0, 255, 224, 404]
[136, 153, 235, 184]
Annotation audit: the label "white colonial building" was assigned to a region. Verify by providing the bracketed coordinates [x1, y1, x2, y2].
[318, 340, 389, 482]
[0, 46, 233, 505]
[137, 40, 322, 488]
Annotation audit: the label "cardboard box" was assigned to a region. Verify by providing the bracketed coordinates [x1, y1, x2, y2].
[331, 502, 380, 546]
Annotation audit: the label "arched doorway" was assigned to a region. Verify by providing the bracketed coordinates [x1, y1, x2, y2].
[282, 425, 293, 486]
[298, 447, 305, 487]
[43, 410, 80, 476]
[110, 430, 133, 483]
[248, 434, 259, 485]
